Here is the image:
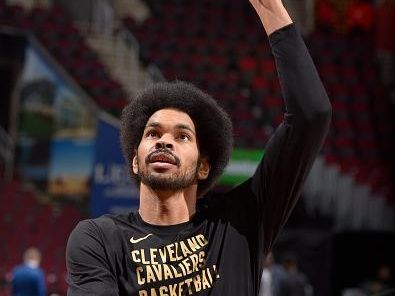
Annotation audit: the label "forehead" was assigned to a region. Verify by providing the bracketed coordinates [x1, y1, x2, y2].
[146, 108, 196, 131]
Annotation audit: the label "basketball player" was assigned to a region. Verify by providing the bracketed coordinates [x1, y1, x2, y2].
[66, 0, 331, 295]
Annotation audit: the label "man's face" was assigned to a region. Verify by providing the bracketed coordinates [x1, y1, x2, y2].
[133, 108, 209, 192]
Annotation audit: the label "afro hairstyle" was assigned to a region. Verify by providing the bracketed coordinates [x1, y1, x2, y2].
[120, 81, 233, 197]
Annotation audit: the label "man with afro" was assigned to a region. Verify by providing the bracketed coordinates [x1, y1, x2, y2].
[66, 0, 331, 295]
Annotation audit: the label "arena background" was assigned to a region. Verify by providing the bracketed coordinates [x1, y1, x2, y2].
[0, 0, 394, 295]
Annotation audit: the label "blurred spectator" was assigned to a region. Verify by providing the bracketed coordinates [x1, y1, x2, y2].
[11, 247, 47, 296]
[359, 263, 394, 295]
[279, 253, 312, 296]
[259, 252, 286, 296]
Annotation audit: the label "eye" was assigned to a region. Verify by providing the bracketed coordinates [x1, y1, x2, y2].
[145, 130, 158, 138]
[178, 133, 191, 142]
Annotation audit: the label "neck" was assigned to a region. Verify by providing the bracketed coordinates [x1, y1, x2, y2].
[138, 183, 197, 225]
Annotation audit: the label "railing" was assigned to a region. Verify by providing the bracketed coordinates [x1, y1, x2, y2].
[117, 27, 140, 59]
[147, 64, 166, 83]
[58, 0, 166, 87]
[303, 157, 395, 231]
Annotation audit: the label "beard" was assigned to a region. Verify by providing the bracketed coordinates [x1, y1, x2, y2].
[136, 150, 200, 191]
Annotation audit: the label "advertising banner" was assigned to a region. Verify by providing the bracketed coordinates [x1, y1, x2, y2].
[16, 43, 96, 198]
[219, 148, 265, 186]
[16, 45, 57, 182]
[90, 114, 139, 218]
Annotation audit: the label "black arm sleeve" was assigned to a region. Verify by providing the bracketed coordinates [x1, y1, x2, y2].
[252, 24, 332, 255]
[66, 220, 118, 296]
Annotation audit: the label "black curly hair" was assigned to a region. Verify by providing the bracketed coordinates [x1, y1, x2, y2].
[120, 81, 233, 197]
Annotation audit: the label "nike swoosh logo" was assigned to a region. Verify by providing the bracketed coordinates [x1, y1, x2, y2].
[130, 234, 153, 244]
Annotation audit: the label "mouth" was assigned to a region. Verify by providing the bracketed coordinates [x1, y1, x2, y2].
[148, 152, 178, 165]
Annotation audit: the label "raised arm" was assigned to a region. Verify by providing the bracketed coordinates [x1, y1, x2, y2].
[248, 1, 332, 254]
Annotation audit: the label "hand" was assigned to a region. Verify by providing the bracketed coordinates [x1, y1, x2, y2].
[249, 0, 281, 11]
[248, 0, 293, 35]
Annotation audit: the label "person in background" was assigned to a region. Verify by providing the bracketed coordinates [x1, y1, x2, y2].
[11, 247, 47, 296]
[343, 263, 394, 296]
[280, 253, 312, 296]
[360, 263, 394, 295]
[259, 252, 286, 296]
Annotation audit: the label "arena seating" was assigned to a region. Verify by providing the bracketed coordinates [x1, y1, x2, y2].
[0, 3, 130, 293]
[308, 31, 394, 203]
[127, 0, 277, 148]
[123, 0, 394, 204]
[0, 2, 128, 116]
[0, 1, 393, 294]
[0, 179, 84, 295]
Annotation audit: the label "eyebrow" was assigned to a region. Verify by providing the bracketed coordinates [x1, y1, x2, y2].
[145, 122, 196, 135]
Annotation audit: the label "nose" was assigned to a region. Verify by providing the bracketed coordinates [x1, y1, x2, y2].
[155, 140, 173, 150]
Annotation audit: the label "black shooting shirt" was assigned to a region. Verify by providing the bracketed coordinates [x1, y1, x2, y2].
[66, 24, 332, 296]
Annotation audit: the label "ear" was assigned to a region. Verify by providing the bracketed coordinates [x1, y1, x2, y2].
[197, 157, 210, 180]
[132, 153, 138, 175]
